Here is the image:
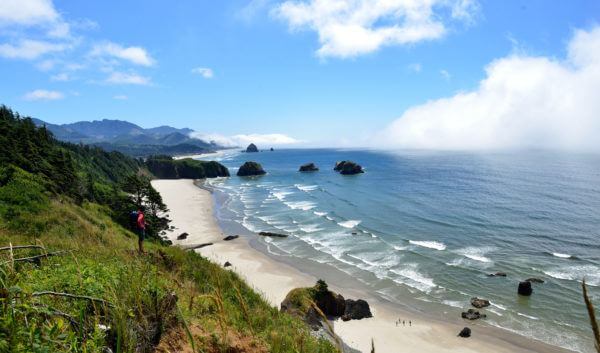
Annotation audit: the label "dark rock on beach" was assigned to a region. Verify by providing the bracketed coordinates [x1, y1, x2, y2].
[470, 297, 490, 308]
[461, 309, 486, 320]
[458, 327, 471, 338]
[258, 231, 288, 238]
[518, 281, 533, 296]
[223, 235, 239, 241]
[224, 261, 232, 267]
[525, 277, 545, 284]
[299, 163, 319, 172]
[177, 232, 189, 240]
[237, 161, 266, 176]
[342, 299, 372, 321]
[246, 143, 259, 153]
[487, 272, 507, 277]
[281, 280, 372, 324]
[184, 242, 213, 250]
[334, 161, 364, 175]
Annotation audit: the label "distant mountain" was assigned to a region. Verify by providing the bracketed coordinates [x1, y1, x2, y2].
[61, 119, 144, 140]
[32, 118, 223, 157]
[145, 125, 194, 136]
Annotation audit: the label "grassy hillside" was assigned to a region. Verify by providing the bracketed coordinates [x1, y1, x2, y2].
[0, 191, 337, 353]
[0, 106, 337, 352]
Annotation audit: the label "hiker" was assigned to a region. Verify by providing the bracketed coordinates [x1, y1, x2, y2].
[136, 208, 146, 253]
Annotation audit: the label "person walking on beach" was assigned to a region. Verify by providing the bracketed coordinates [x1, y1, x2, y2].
[136, 208, 146, 254]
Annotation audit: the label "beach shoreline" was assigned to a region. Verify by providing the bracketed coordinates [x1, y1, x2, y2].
[152, 179, 574, 353]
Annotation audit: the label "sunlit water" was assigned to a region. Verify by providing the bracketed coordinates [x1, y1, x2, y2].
[199, 149, 600, 352]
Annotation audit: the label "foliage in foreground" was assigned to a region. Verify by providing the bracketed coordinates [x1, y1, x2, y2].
[0, 179, 336, 353]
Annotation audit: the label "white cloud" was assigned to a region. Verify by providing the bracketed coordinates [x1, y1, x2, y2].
[113, 95, 128, 100]
[439, 69, 451, 80]
[50, 72, 70, 81]
[191, 67, 214, 79]
[91, 41, 155, 66]
[272, 0, 478, 58]
[191, 132, 301, 147]
[23, 89, 64, 101]
[377, 26, 600, 151]
[105, 72, 151, 85]
[0, 39, 68, 59]
[0, 0, 58, 26]
[408, 63, 422, 73]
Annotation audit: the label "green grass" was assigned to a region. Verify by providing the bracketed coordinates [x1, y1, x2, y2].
[0, 199, 338, 353]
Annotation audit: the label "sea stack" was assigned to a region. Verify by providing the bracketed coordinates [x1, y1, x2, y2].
[246, 143, 259, 153]
[518, 281, 533, 296]
[334, 161, 364, 175]
[237, 161, 266, 176]
[299, 163, 319, 172]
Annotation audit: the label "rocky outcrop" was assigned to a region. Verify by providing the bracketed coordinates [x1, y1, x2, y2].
[246, 143, 259, 153]
[177, 232, 189, 240]
[258, 231, 288, 238]
[342, 299, 372, 321]
[280, 280, 372, 326]
[237, 161, 266, 176]
[458, 327, 471, 338]
[470, 297, 490, 308]
[299, 163, 319, 172]
[487, 272, 507, 277]
[223, 235, 239, 241]
[224, 261, 232, 267]
[334, 161, 364, 175]
[461, 309, 486, 320]
[525, 278, 544, 284]
[518, 281, 533, 296]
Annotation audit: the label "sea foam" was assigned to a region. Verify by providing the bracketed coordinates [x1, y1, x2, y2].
[338, 220, 361, 228]
[409, 240, 446, 251]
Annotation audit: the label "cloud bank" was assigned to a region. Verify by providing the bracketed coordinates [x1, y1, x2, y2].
[273, 0, 478, 58]
[377, 26, 600, 151]
[191, 132, 301, 148]
[23, 89, 64, 101]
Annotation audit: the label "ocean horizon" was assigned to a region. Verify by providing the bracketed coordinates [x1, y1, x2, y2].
[200, 148, 600, 353]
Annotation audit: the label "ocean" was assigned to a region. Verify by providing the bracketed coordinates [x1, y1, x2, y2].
[199, 148, 600, 353]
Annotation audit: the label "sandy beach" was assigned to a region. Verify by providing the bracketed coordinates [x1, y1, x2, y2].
[152, 179, 573, 353]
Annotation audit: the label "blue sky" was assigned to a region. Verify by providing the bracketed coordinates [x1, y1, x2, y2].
[1, 1, 599, 148]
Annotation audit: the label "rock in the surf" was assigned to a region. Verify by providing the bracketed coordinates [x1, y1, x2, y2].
[237, 161, 266, 176]
[342, 299, 373, 321]
[223, 235, 239, 241]
[299, 163, 319, 172]
[518, 281, 533, 296]
[258, 231, 288, 238]
[458, 327, 472, 338]
[470, 297, 491, 308]
[487, 272, 507, 277]
[461, 309, 486, 320]
[525, 278, 545, 284]
[224, 261, 232, 267]
[334, 161, 364, 175]
[246, 143, 259, 153]
[177, 232, 189, 240]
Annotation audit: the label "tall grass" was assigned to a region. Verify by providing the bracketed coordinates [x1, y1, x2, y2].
[583, 280, 600, 353]
[0, 199, 338, 353]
